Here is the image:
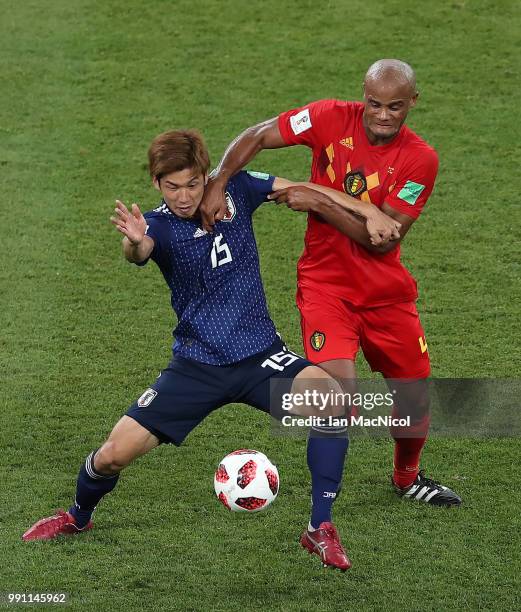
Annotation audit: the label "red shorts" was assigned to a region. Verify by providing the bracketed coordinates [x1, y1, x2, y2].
[297, 286, 431, 379]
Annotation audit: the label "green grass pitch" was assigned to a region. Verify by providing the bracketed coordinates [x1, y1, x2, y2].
[1, 0, 520, 610]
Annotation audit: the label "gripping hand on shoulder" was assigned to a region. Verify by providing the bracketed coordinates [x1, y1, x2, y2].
[199, 175, 228, 232]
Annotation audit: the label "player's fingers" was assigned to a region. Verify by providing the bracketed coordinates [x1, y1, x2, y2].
[369, 227, 383, 245]
[131, 203, 142, 218]
[115, 205, 132, 222]
[369, 230, 383, 246]
[114, 207, 128, 219]
[115, 200, 130, 214]
[201, 214, 215, 233]
[268, 189, 288, 202]
[388, 221, 400, 235]
[110, 217, 127, 230]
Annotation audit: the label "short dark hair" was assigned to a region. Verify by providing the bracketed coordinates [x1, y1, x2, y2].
[148, 129, 210, 180]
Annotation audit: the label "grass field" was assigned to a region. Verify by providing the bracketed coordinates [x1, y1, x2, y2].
[1, 0, 520, 610]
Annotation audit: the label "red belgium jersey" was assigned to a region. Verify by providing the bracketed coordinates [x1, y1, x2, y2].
[278, 100, 439, 309]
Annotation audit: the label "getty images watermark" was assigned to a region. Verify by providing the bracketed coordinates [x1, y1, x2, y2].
[279, 389, 411, 429]
[269, 378, 521, 438]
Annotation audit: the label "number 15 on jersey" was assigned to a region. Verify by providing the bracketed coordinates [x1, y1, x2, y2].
[211, 234, 232, 269]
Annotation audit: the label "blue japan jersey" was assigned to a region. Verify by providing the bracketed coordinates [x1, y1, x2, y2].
[140, 171, 277, 365]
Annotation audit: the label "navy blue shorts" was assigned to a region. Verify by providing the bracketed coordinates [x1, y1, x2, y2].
[125, 337, 311, 445]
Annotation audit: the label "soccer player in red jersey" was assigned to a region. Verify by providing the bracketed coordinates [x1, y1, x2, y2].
[200, 59, 461, 555]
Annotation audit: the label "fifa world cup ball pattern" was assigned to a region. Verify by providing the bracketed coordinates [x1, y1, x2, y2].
[214, 449, 279, 512]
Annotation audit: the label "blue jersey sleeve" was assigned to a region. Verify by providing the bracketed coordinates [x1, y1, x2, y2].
[134, 213, 163, 266]
[240, 170, 275, 213]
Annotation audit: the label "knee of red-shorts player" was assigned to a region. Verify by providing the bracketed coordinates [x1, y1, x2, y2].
[390, 409, 430, 439]
[389, 379, 431, 436]
[363, 345, 431, 380]
[359, 304, 431, 379]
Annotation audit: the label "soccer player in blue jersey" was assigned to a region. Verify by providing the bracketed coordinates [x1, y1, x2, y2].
[22, 129, 399, 570]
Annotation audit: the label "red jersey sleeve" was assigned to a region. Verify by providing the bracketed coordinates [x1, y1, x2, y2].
[278, 99, 342, 148]
[385, 146, 439, 219]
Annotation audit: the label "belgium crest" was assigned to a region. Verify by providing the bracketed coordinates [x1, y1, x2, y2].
[344, 171, 367, 197]
[310, 331, 326, 351]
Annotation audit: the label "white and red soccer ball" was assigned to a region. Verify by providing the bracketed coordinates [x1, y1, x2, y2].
[214, 449, 279, 512]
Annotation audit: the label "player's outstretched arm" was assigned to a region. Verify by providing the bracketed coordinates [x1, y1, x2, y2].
[200, 118, 287, 232]
[269, 185, 416, 253]
[110, 200, 154, 263]
[271, 177, 401, 246]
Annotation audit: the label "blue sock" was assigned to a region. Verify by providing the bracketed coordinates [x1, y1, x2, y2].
[307, 433, 349, 529]
[69, 450, 119, 528]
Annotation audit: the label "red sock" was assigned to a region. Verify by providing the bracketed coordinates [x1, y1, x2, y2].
[390, 410, 430, 489]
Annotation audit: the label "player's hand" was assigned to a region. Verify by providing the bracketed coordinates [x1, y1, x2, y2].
[268, 186, 325, 212]
[110, 200, 147, 245]
[199, 174, 228, 232]
[365, 208, 401, 246]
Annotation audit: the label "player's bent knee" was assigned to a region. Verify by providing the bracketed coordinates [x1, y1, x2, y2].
[94, 441, 135, 474]
[295, 365, 332, 381]
[294, 365, 343, 391]
[291, 366, 346, 418]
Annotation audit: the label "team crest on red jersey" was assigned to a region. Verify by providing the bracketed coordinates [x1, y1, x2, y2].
[344, 171, 367, 197]
[310, 331, 326, 351]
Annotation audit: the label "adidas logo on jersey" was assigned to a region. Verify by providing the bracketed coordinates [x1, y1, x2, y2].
[339, 137, 353, 150]
[193, 227, 208, 238]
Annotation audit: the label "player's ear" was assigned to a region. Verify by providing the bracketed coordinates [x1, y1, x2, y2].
[152, 176, 161, 192]
[410, 91, 419, 108]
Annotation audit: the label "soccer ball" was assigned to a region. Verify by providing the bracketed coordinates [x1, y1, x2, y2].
[214, 449, 279, 512]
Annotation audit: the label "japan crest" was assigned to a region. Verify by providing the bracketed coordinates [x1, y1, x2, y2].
[222, 193, 236, 222]
[137, 388, 158, 407]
